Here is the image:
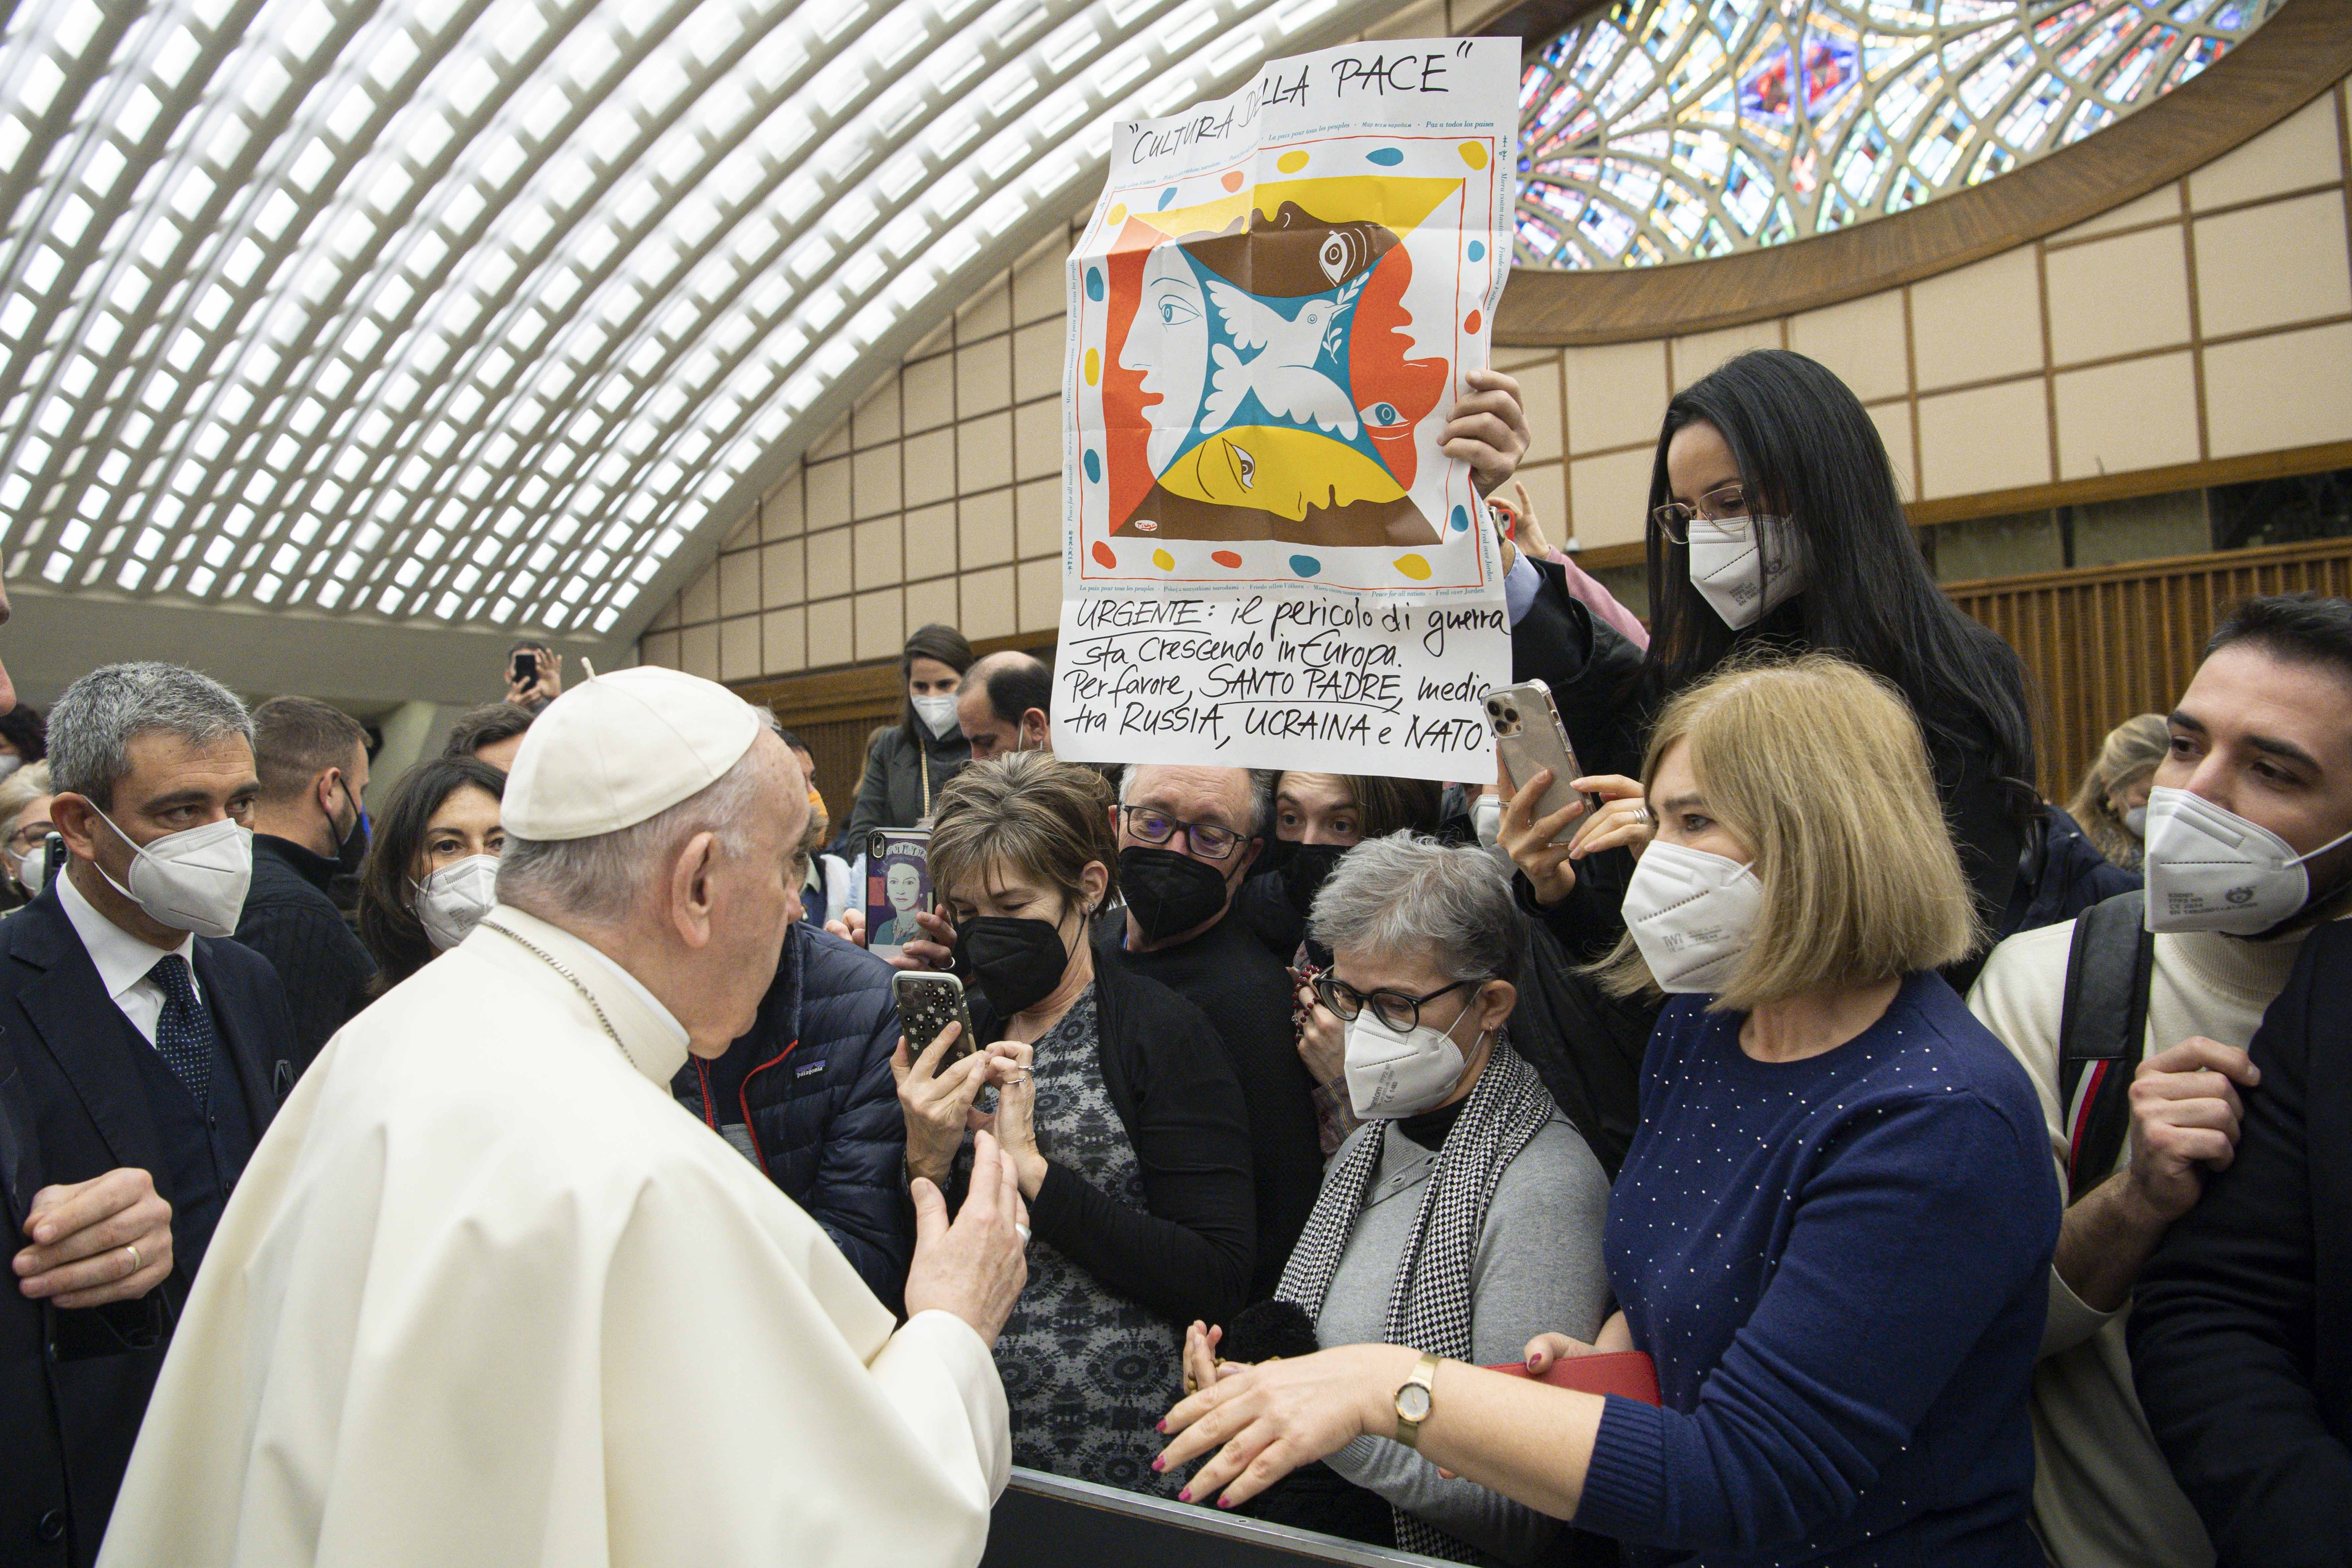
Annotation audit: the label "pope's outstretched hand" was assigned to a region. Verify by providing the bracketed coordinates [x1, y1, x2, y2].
[904, 1127, 1030, 1345]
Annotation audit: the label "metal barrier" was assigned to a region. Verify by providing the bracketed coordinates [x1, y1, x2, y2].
[982, 1469, 1448, 1568]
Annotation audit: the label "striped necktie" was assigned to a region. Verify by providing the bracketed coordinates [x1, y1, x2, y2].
[147, 952, 215, 1109]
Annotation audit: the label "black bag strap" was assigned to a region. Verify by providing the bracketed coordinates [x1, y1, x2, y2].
[2056, 890, 2155, 1203]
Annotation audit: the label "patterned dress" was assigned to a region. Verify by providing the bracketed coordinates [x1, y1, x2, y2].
[989, 985, 1186, 1495]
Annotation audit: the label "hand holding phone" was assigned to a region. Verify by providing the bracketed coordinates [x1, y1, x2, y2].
[1482, 680, 1596, 837]
[893, 970, 977, 1076]
[891, 971, 991, 1188]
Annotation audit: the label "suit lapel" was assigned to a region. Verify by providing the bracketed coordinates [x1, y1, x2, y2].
[11, 896, 168, 1178]
[193, 938, 282, 1132]
[0, 1057, 37, 1232]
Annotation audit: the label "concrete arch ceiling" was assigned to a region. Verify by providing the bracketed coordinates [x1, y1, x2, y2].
[0, 0, 1414, 700]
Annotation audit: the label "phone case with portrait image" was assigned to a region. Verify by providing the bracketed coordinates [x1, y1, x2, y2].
[892, 970, 977, 1076]
[1482, 680, 1597, 844]
[865, 828, 932, 959]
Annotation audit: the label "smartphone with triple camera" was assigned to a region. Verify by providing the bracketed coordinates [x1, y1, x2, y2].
[1481, 679, 1598, 844]
[892, 970, 977, 1076]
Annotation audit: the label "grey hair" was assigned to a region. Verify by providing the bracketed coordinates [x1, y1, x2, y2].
[48, 663, 253, 809]
[1119, 763, 1276, 837]
[495, 711, 779, 928]
[0, 760, 51, 826]
[1308, 832, 1523, 984]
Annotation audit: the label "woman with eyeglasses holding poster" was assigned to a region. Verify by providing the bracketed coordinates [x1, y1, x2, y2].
[1497, 349, 2036, 990]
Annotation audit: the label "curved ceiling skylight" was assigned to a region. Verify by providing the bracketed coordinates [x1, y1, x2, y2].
[0, 0, 1375, 636]
[1514, 0, 2286, 269]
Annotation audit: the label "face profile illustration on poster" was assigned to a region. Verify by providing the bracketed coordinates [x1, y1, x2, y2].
[1055, 39, 1517, 781]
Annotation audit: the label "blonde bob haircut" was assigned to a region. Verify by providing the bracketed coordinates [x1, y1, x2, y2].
[927, 750, 1118, 916]
[1596, 652, 1981, 1010]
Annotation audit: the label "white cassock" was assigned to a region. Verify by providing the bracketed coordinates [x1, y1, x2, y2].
[100, 906, 1009, 1568]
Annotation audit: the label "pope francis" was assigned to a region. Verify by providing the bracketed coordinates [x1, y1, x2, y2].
[98, 667, 1028, 1568]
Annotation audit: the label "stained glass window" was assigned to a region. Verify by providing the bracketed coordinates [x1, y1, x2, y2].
[1515, 0, 2286, 269]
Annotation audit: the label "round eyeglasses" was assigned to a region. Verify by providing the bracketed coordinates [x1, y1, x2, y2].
[1311, 975, 1479, 1034]
[1650, 482, 1757, 545]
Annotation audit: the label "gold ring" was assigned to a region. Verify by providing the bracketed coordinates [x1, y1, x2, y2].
[124, 1242, 142, 1276]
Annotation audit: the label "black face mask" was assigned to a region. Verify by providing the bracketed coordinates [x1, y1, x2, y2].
[1272, 842, 1348, 918]
[954, 914, 1073, 1019]
[331, 781, 369, 876]
[1119, 846, 1237, 942]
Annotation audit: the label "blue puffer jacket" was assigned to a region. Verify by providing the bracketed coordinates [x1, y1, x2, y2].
[671, 922, 912, 1308]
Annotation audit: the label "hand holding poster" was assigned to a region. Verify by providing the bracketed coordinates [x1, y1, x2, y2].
[1054, 38, 1517, 783]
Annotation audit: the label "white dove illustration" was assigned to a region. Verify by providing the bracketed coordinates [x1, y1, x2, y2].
[1198, 277, 1359, 440]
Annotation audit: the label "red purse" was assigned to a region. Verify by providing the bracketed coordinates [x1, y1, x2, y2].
[1486, 1351, 1661, 1405]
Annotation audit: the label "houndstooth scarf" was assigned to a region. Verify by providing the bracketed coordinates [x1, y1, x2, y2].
[1276, 1037, 1557, 1562]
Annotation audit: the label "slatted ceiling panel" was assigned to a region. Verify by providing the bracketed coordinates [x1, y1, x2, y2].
[0, 0, 1393, 637]
[1948, 537, 2352, 800]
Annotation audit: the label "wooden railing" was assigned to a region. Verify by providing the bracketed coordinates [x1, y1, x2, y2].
[1947, 537, 2352, 800]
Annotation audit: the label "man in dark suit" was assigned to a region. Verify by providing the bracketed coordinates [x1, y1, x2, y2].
[2131, 917, 2352, 1566]
[235, 695, 377, 1080]
[1, 657, 291, 1565]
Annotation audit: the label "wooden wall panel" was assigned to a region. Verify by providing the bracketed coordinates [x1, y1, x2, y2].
[1948, 537, 2352, 798]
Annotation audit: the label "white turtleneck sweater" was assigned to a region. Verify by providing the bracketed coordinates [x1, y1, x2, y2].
[1968, 916, 2321, 1568]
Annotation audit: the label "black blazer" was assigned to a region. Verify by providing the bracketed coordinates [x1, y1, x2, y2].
[2129, 920, 2352, 1566]
[970, 952, 1258, 1328]
[0, 882, 287, 1298]
[0, 1050, 178, 1568]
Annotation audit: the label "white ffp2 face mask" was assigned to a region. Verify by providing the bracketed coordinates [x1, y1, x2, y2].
[912, 693, 961, 739]
[92, 809, 253, 938]
[1687, 514, 1802, 630]
[1343, 1004, 1478, 1121]
[1622, 839, 1762, 994]
[2141, 785, 2352, 934]
[1472, 793, 1503, 848]
[2123, 805, 2148, 838]
[13, 839, 46, 896]
[413, 854, 501, 951]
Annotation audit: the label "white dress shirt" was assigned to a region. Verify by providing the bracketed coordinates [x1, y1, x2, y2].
[55, 862, 202, 1047]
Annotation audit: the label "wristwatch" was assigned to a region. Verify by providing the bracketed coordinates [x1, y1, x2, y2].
[1393, 1351, 1440, 1451]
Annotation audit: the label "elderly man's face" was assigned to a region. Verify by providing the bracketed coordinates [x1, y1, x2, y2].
[690, 731, 804, 1052]
[1115, 765, 1260, 881]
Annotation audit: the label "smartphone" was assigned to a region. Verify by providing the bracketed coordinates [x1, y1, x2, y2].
[892, 970, 976, 1075]
[866, 827, 931, 959]
[1482, 680, 1596, 843]
[511, 651, 539, 688]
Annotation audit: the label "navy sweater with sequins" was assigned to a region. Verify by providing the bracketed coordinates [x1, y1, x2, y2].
[1575, 972, 2059, 1567]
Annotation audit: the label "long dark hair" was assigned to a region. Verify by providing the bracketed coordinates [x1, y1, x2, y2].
[1643, 349, 2034, 784]
[359, 755, 507, 994]
[899, 623, 975, 749]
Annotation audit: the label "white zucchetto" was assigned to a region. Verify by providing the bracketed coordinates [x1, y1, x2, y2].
[501, 665, 762, 841]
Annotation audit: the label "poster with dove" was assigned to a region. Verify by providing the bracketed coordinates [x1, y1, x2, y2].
[1054, 37, 1515, 782]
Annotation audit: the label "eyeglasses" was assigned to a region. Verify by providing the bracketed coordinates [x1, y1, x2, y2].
[1119, 805, 1246, 861]
[1312, 975, 1479, 1034]
[1650, 482, 1757, 545]
[5, 821, 53, 853]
